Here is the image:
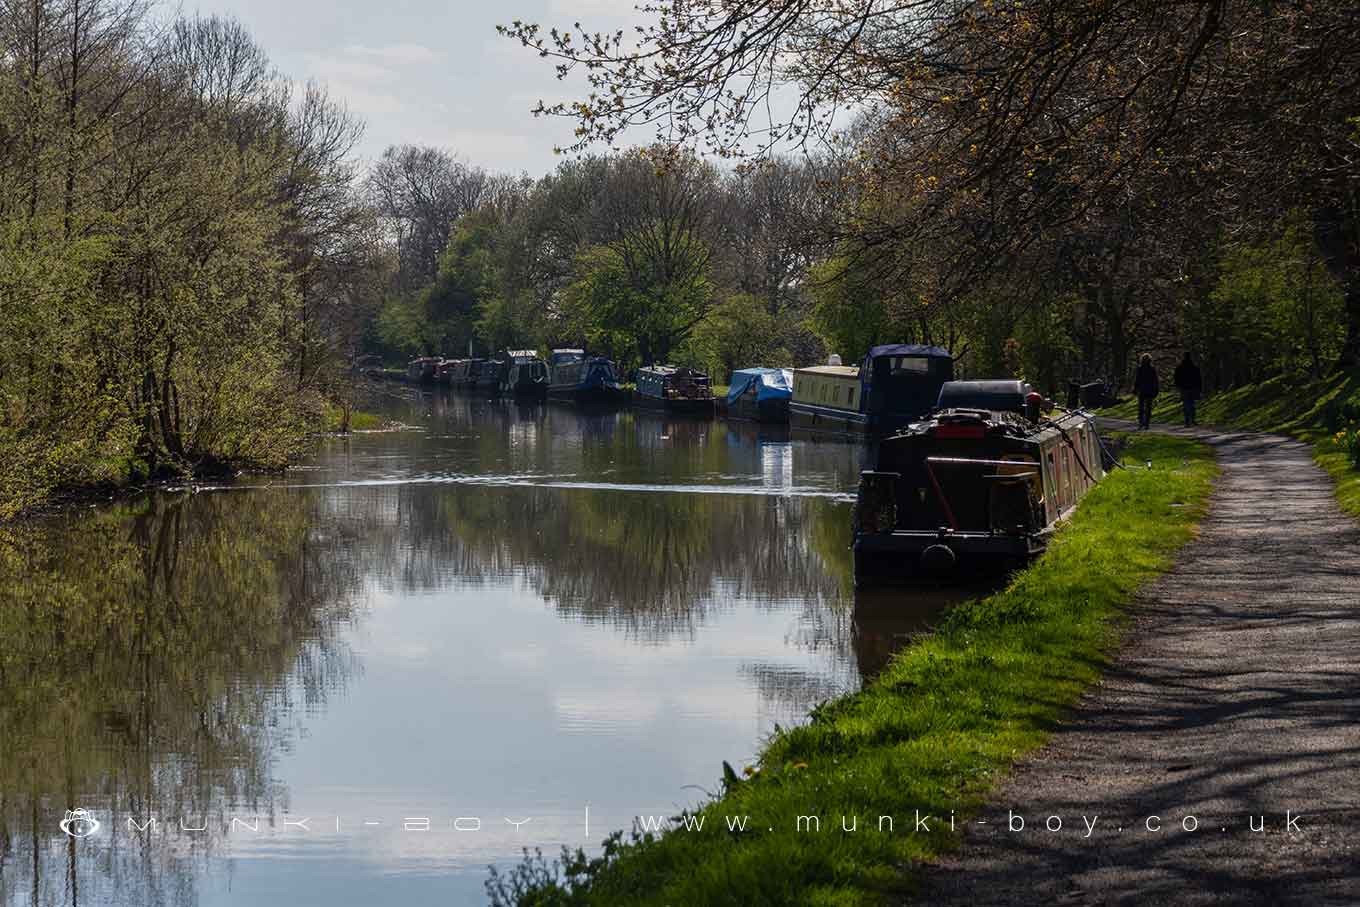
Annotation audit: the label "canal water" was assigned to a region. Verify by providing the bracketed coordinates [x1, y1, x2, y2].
[0, 390, 972, 906]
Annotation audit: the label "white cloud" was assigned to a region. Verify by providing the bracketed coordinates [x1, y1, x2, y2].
[303, 54, 400, 85]
[342, 42, 440, 65]
[547, 0, 639, 17]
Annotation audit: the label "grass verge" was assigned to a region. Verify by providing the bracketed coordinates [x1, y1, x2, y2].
[1103, 369, 1359, 518]
[489, 434, 1218, 906]
[321, 403, 387, 432]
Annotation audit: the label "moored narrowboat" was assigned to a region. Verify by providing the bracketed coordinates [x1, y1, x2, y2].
[502, 350, 549, 398]
[470, 358, 502, 394]
[725, 367, 793, 423]
[438, 358, 472, 388]
[547, 349, 628, 405]
[789, 345, 954, 436]
[407, 356, 441, 385]
[634, 365, 715, 413]
[789, 365, 866, 433]
[853, 380, 1105, 580]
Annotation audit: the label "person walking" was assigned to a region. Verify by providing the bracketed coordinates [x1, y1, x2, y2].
[1133, 354, 1159, 430]
[1174, 352, 1203, 427]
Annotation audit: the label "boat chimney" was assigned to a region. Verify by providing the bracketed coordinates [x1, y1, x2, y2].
[827, 353, 842, 366]
[1025, 391, 1044, 423]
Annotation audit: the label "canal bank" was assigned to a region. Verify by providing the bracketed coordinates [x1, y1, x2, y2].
[922, 422, 1360, 904]
[489, 433, 1218, 905]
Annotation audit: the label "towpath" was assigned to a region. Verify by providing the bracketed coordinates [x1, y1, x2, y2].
[919, 420, 1360, 904]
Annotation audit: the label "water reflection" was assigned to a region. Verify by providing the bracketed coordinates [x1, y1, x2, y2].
[0, 492, 362, 906]
[1, 393, 977, 906]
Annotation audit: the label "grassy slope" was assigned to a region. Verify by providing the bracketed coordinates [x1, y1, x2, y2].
[1104, 370, 1359, 518]
[494, 434, 1217, 907]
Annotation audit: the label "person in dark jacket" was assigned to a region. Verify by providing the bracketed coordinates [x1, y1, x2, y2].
[1173, 352, 1203, 427]
[1133, 354, 1159, 430]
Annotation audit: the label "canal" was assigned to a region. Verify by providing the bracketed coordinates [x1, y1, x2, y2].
[0, 390, 974, 906]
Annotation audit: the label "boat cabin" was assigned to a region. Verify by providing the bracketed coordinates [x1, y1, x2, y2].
[548, 351, 626, 404]
[789, 345, 953, 435]
[438, 358, 472, 387]
[407, 356, 441, 384]
[789, 365, 866, 432]
[502, 350, 548, 397]
[635, 365, 715, 412]
[860, 344, 954, 432]
[853, 380, 1104, 578]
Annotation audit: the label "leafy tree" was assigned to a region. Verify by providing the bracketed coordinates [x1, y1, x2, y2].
[687, 291, 782, 379]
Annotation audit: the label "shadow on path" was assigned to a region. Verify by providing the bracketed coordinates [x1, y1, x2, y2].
[917, 419, 1360, 905]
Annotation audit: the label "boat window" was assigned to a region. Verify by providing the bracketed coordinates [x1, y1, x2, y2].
[887, 356, 930, 375]
[848, 386, 856, 407]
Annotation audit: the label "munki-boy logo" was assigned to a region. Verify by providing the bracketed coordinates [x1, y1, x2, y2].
[59, 808, 100, 838]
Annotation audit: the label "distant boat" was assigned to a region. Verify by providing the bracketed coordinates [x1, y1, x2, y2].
[547, 349, 628, 405]
[853, 379, 1104, 579]
[501, 350, 548, 399]
[725, 367, 793, 423]
[438, 358, 472, 388]
[789, 345, 953, 436]
[634, 365, 715, 414]
[469, 358, 502, 395]
[407, 356, 441, 385]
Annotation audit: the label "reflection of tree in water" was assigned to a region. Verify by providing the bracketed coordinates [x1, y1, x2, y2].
[346, 481, 856, 642]
[0, 490, 363, 907]
[741, 659, 858, 729]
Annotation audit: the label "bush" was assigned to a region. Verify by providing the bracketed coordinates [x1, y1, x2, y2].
[1336, 425, 1360, 470]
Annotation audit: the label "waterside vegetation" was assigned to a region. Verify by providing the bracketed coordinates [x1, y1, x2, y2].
[1106, 370, 1360, 519]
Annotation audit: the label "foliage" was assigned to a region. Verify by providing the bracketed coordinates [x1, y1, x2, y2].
[0, 7, 380, 516]
[488, 436, 1217, 905]
[562, 234, 714, 372]
[1189, 218, 1346, 384]
[687, 291, 783, 380]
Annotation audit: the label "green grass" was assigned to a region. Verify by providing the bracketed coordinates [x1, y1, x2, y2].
[1104, 369, 1360, 519]
[489, 435, 1218, 906]
[321, 403, 386, 433]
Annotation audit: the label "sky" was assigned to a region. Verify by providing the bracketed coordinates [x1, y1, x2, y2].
[200, 0, 647, 177]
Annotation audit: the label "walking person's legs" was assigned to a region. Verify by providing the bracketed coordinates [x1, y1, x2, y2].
[1138, 396, 1152, 429]
[1182, 395, 1195, 427]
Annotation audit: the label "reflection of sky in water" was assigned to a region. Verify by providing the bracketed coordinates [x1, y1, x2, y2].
[3, 393, 961, 906]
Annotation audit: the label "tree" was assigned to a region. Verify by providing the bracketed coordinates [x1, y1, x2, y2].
[563, 234, 714, 370]
[503, 1, 1360, 366]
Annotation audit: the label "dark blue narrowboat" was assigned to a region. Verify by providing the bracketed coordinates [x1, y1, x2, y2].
[547, 349, 628, 405]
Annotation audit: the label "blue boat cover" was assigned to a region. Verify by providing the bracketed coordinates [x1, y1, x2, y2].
[727, 367, 794, 404]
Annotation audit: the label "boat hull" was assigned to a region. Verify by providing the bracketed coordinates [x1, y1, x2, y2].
[726, 396, 789, 423]
[548, 384, 630, 406]
[788, 401, 870, 434]
[633, 392, 715, 414]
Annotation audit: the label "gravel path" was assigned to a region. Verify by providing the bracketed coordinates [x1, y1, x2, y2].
[919, 421, 1360, 905]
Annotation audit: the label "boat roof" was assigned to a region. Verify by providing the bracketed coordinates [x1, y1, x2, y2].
[866, 344, 952, 360]
[506, 349, 538, 358]
[795, 365, 861, 378]
[937, 380, 1032, 412]
[638, 365, 708, 377]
